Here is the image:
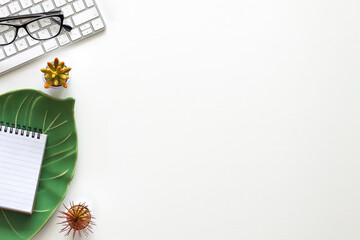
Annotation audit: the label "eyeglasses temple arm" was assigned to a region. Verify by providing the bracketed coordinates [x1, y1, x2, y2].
[0, 11, 63, 22]
[63, 24, 72, 32]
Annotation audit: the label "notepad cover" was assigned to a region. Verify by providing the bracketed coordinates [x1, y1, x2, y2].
[0, 128, 47, 215]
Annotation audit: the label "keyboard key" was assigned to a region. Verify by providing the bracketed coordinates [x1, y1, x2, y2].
[57, 33, 70, 45]
[72, 7, 98, 26]
[0, 45, 44, 73]
[20, 0, 32, 8]
[31, 5, 43, 13]
[81, 27, 92, 36]
[15, 38, 28, 51]
[63, 18, 73, 28]
[84, 0, 93, 7]
[0, 6, 10, 17]
[26, 36, 39, 46]
[38, 29, 50, 39]
[5, 30, 15, 43]
[34, 0, 43, 3]
[69, 27, 80, 40]
[91, 18, 104, 31]
[8, 2, 21, 14]
[19, 9, 30, 16]
[61, 5, 74, 17]
[39, 18, 51, 27]
[43, 38, 58, 52]
[27, 21, 40, 32]
[73, 0, 85, 12]
[49, 24, 60, 36]
[80, 23, 90, 31]
[18, 28, 27, 37]
[0, 25, 9, 33]
[42, 0, 54, 11]
[0, 0, 10, 5]
[54, 0, 66, 7]
[4, 44, 17, 56]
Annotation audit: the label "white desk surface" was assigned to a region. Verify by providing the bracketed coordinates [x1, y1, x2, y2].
[0, 0, 360, 239]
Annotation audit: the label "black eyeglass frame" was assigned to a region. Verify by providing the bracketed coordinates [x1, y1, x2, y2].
[0, 11, 72, 46]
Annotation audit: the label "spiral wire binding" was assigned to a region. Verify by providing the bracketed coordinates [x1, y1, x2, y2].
[0, 121, 42, 139]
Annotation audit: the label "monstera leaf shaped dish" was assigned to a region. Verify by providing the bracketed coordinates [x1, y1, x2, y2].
[0, 89, 77, 239]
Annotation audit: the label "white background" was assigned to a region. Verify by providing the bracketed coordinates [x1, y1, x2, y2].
[0, 0, 360, 239]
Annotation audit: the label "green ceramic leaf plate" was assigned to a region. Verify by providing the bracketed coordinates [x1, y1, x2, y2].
[0, 89, 77, 239]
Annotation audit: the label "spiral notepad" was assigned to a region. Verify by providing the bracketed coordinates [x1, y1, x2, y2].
[0, 122, 47, 215]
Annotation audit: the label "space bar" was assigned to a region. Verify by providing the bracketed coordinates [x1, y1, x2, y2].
[0, 45, 44, 74]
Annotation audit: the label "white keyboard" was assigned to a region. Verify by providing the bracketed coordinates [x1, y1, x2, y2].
[0, 0, 105, 74]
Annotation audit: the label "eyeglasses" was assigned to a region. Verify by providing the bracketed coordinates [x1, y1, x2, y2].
[0, 11, 72, 46]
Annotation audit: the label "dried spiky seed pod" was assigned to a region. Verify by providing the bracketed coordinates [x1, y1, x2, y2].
[58, 202, 95, 238]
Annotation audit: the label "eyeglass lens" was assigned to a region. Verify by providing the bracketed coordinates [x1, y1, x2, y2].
[0, 16, 62, 45]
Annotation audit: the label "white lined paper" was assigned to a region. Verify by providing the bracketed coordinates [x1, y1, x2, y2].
[0, 127, 47, 214]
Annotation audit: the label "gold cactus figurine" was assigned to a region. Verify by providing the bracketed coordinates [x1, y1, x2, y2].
[41, 58, 71, 88]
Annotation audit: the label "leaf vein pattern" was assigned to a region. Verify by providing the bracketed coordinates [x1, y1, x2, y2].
[42, 150, 76, 168]
[28, 96, 43, 126]
[42, 110, 48, 133]
[1, 210, 25, 239]
[40, 169, 69, 181]
[45, 146, 75, 159]
[14, 96, 29, 127]
[46, 133, 72, 149]
[23, 94, 36, 124]
[43, 112, 61, 134]
[1, 95, 11, 119]
[47, 120, 68, 132]
[33, 209, 50, 213]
